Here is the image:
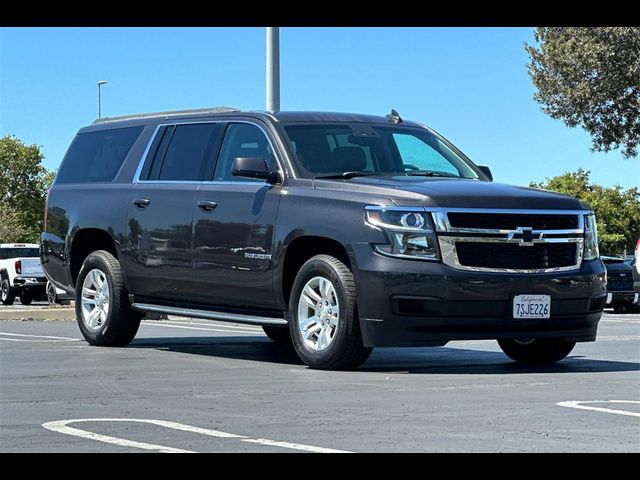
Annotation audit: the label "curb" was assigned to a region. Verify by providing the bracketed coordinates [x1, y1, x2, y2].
[0, 307, 76, 321]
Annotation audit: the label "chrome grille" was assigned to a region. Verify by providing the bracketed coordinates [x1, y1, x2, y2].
[433, 209, 586, 273]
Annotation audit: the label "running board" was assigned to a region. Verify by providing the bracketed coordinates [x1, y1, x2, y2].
[131, 303, 287, 326]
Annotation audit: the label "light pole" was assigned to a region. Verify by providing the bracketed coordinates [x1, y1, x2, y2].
[97, 80, 107, 118]
[266, 27, 280, 112]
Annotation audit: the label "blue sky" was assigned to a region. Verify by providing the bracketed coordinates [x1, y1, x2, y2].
[1, 27, 638, 188]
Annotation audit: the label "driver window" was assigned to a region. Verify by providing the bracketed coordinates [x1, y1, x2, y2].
[214, 123, 275, 182]
[392, 133, 460, 176]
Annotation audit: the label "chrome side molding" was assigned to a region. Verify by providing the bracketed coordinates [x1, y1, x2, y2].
[131, 303, 287, 326]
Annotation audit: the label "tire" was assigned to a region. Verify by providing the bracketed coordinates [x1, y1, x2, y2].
[19, 292, 33, 306]
[46, 281, 59, 305]
[613, 305, 628, 314]
[75, 250, 141, 347]
[1, 279, 16, 306]
[498, 338, 576, 364]
[288, 254, 372, 370]
[262, 325, 292, 345]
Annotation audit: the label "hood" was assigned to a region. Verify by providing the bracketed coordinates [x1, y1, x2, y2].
[313, 176, 588, 210]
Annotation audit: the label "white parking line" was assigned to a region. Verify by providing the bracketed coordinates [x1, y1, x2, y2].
[0, 332, 79, 342]
[141, 322, 260, 336]
[557, 400, 640, 418]
[601, 318, 640, 324]
[42, 418, 351, 453]
[596, 335, 640, 341]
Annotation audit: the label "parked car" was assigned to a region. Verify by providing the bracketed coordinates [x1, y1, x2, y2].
[46, 280, 73, 306]
[41, 108, 607, 370]
[602, 256, 639, 313]
[0, 243, 47, 305]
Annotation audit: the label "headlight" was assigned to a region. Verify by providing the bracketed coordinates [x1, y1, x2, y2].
[365, 207, 440, 260]
[583, 213, 599, 260]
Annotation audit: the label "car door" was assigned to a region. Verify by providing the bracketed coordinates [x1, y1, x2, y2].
[191, 121, 282, 309]
[125, 122, 221, 301]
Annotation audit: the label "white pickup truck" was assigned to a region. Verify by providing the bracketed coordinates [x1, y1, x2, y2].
[0, 243, 47, 305]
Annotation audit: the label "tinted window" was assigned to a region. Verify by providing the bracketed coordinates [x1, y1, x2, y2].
[214, 124, 274, 182]
[392, 133, 459, 176]
[283, 123, 479, 179]
[157, 124, 220, 181]
[57, 127, 143, 183]
[0, 248, 39, 259]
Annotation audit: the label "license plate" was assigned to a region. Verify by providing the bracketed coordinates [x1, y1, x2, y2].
[513, 294, 551, 319]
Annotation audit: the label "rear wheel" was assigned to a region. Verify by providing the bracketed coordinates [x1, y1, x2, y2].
[289, 254, 372, 370]
[498, 338, 575, 364]
[76, 250, 141, 346]
[1, 279, 15, 306]
[19, 292, 33, 306]
[262, 325, 292, 345]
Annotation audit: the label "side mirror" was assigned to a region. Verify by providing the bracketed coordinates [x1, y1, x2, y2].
[478, 165, 493, 181]
[231, 157, 279, 182]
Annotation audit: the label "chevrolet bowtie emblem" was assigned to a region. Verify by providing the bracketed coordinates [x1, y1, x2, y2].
[507, 227, 540, 246]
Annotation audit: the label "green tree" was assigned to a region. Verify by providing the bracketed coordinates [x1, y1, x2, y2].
[0, 135, 51, 243]
[0, 200, 29, 243]
[526, 27, 640, 158]
[530, 169, 640, 256]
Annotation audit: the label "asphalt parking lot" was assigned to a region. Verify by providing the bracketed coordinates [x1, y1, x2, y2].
[1, 309, 638, 452]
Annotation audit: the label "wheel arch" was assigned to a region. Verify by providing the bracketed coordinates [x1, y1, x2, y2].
[68, 228, 120, 287]
[278, 230, 355, 308]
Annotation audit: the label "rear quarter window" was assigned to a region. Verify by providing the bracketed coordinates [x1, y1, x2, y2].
[56, 126, 143, 183]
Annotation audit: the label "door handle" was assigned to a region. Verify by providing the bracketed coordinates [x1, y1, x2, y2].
[133, 198, 151, 208]
[198, 201, 218, 211]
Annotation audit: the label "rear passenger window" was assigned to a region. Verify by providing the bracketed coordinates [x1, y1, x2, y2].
[56, 126, 143, 183]
[157, 124, 220, 181]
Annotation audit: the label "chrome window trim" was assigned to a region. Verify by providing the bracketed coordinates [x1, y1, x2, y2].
[132, 119, 285, 185]
[365, 205, 590, 273]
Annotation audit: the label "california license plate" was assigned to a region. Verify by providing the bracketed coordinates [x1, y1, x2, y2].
[513, 294, 551, 319]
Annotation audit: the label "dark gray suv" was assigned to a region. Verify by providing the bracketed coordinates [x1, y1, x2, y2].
[41, 108, 607, 370]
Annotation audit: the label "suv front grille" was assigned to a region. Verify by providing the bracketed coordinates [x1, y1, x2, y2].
[447, 212, 578, 230]
[456, 242, 578, 270]
[435, 209, 585, 273]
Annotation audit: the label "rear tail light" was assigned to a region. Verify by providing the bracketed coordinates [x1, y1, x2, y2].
[15, 260, 22, 274]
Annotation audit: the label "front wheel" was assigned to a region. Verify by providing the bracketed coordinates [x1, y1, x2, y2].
[75, 250, 141, 346]
[498, 338, 575, 364]
[1, 279, 16, 306]
[289, 254, 372, 370]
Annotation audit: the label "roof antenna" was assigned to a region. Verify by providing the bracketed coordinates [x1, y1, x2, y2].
[386, 109, 402, 124]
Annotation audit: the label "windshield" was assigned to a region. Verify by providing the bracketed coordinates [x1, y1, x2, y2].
[282, 123, 481, 179]
[0, 248, 39, 259]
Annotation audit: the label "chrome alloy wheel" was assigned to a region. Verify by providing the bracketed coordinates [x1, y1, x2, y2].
[81, 269, 110, 331]
[297, 276, 340, 351]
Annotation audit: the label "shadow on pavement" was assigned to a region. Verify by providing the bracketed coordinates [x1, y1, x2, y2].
[129, 336, 640, 374]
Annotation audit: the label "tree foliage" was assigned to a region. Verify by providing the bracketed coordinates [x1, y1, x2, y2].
[0, 135, 51, 243]
[531, 169, 640, 256]
[0, 200, 29, 244]
[526, 27, 640, 158]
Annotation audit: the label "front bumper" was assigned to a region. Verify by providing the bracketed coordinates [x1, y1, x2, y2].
[606, 291, 639, 306]
[351, 243, 607, 347]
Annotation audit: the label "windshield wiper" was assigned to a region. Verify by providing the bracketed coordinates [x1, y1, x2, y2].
[405, 171, 459, 178]
[314, 171, 375, 180]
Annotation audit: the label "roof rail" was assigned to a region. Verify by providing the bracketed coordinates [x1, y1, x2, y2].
[92, 107, 241, 124]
